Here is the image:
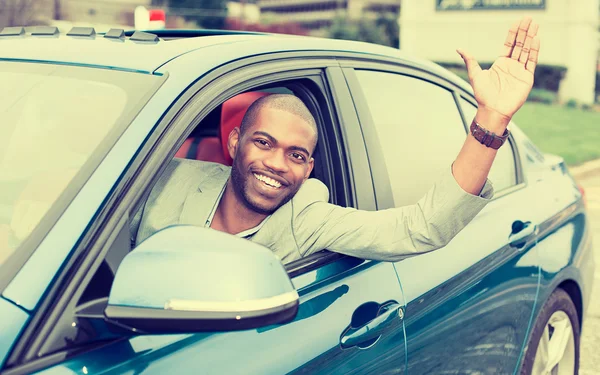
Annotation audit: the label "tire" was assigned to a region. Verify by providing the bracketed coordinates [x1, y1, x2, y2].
[519, 288, 580, 375]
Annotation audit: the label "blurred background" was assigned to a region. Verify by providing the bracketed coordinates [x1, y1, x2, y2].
[0, 1, 598, 114]
[3, 1, 597, 167]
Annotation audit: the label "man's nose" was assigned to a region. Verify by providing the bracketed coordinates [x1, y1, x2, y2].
[263, 149, 289, 173]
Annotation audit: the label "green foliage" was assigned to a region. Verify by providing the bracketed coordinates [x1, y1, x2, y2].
[596, 71, 600, 102]
[436, 62, 567, 93]
[527, 88, 556, 105]
[327, 13, 398, 48]
[375, 13, 399, 48]
[565, 99, 578, 108]
[581, 103, 593, 111]
[513, 102, 600, 166]
[152, 0, 227, 29]
[534, 64, 567, 92]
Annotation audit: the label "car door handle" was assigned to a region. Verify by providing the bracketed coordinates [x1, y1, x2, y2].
[509, 220, 538, 249]
[340, 302, 403, 349]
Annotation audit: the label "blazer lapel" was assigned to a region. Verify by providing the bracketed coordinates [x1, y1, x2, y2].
[179, 164, 230, 227]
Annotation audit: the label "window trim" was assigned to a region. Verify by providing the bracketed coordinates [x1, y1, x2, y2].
[3, 55, 368, 373]
[343, 63, 472, 210]
[342, 60, 526, 208]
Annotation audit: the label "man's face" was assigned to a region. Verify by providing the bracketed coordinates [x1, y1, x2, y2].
[228, 107, 316, 215]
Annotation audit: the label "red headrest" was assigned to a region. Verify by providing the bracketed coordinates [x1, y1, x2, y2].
[220, 91, 271, 166]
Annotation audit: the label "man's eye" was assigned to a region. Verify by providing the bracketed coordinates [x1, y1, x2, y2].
[291, 153, 306, 162]
[255, 139, 270, 148]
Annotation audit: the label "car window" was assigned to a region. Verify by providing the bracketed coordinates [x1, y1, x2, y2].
[0, 61, 160, 268]
[354, 70, 466, 206]
[459, 98, 517, 192]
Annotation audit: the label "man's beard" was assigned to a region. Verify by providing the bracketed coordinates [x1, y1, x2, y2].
[230, 158, 299, 215]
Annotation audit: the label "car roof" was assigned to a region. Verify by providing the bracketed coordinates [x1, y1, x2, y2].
[0, 27, 471, 91]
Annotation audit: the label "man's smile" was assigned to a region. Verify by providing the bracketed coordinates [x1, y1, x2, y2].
[253, 173, 283, 189]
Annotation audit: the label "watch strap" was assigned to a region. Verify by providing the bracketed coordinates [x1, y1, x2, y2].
[470, 120, 509, 150]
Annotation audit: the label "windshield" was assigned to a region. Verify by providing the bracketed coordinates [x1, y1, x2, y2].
[0, 61, 161, 266]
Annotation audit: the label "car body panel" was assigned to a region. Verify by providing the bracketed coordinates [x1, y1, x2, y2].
[0, 298, 28, 368]
[393, 120, 591, 374]
[37, 260, 407, 375]
[0, 34, 265, 74]
[0, 32, 471, 93]
[395, 192, 542, 374]
[509, 125, 594, 324]
[342, 54, 591, 373]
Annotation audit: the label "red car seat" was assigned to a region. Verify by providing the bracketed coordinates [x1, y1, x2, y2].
[175, 91, 270, 166]
[219, 91, 271, 165]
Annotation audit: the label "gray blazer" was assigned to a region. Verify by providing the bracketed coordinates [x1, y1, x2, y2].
[135, 158, 494, 264]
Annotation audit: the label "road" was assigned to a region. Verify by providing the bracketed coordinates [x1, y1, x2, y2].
[578, 170, 600, 375]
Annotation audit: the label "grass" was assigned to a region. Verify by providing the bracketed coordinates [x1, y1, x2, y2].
[512, 102, 600, 166]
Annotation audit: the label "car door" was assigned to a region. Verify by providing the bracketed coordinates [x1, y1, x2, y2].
[343, 64, 542, 374]
[3, 60, 408, 375]
[28, 258, 406, 375]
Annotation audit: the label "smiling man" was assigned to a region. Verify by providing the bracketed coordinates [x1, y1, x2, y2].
[210, 95, 318, 235]
[135, 17, 541, 264]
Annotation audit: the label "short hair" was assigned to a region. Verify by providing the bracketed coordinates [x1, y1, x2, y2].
[240, 94, 319, 147]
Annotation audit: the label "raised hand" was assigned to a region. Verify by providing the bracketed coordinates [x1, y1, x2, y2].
[457, 17, 541, 124]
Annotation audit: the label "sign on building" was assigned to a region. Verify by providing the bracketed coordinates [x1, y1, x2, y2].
[436, 0, 546, 11]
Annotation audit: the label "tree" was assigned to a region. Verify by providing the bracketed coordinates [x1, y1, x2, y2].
[225, 18, 309, 36]
[375, 13, 399, 48]
[327, 12, 398, 48]
[0, 0, 45, 28]
[152, 0, 228, 30]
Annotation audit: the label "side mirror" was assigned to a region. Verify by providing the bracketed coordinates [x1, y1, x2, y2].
[104, 226, 298, 333]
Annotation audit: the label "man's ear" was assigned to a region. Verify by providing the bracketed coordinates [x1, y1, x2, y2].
[227, 127, 241, 160]
[304, 158, 315, 181]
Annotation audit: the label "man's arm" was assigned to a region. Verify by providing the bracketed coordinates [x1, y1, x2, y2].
[292, 168, 492, 262]
[290, 18, 540, 262]
[453, 17, 540, 195]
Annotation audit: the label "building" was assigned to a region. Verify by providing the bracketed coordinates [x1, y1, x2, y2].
[52, 0, 152, 28]
[258, 0, 400, 30]
[400, 0, 599, 104]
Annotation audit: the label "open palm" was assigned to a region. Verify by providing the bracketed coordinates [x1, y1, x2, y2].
[458, 18, 541, 120]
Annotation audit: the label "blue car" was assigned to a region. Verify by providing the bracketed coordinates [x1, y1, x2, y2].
[0, 26, 594, 375]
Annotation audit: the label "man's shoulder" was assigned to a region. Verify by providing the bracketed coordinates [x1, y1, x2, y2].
[167, 158, 231, 178]
[148, 159, 231, 202]
[291, 178, 330, 208]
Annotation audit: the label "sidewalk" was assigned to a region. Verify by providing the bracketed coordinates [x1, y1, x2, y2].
[570, 159, 600, 180]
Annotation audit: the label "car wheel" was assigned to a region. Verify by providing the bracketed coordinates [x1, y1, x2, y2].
[520, 288, 580, 375]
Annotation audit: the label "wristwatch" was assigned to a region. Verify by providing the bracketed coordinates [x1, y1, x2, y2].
[470, 120, 510, 150]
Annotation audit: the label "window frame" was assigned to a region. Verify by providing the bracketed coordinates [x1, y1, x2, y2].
[3, 55, 372, 374]
[341, 60, 525, 209]
[342, 62, 470, 210]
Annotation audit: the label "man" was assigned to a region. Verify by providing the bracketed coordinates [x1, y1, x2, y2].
[135, 17, 541, 264]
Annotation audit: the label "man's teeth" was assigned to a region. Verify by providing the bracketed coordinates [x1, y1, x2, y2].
[254, 173, 282, 188]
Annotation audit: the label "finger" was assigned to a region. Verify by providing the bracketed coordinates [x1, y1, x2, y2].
[519, 22, 539, 64]
[511, 17, 533, 60]
[526, 36, 540, 73]
[457, 49, 482, 83]
[502, 20, 520, 57]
